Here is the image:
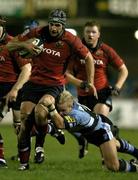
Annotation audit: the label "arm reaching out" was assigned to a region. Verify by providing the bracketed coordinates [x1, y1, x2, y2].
[7, 37, 43, 57]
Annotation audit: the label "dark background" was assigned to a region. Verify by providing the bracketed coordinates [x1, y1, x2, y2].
[3, 0, 138, 97]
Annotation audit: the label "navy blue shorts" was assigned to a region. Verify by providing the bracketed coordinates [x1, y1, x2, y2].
[83, 115, 114, 146]
[22, 81, 64, 104]
[78, 87, 112, 111]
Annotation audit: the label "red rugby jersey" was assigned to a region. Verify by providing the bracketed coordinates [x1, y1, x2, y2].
[68, 42, 124, 96]
[0, 35, 31, 83]
[18, 26, 89, 86]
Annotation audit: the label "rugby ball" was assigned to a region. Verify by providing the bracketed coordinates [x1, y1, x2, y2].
[19, 38, 44, 58]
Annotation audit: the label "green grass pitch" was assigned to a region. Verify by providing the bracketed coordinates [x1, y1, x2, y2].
[0, 125, 138, 180]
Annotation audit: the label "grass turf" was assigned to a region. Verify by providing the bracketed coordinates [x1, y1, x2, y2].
[0, 125, 138, 180]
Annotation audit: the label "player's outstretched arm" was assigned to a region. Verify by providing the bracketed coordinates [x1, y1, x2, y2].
[7, 37, 43, 57]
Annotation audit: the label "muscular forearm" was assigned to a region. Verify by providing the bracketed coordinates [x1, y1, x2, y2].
[50, 112, 65, 129]
[115, 64, 128, 89]
[7, 37, 36, 53]
[47, 104, 65, 129]
[12, 63, 31, 91]
[65, 71, 82, 87]
[85, 52, 95, 84]
[6, 37, 26, 51]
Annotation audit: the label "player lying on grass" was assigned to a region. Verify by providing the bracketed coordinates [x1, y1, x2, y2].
[43, 90, 138, 172]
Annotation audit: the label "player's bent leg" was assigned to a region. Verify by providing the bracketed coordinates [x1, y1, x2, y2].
[116, 138, 138, 159]
[33, 103, 49, 164]
[12, 110, 21, 135]
[35, 102, 49, 126]
[18, 102, 35, 170]
[18, 115, 33, 170]
[34, 95, 65, 163]
[100, 138, 138, 172]
[18, 116, 33, 170]
[11, 110, 21, 161]
[33, 124, 47, 164]
[100, 138, 119, 171]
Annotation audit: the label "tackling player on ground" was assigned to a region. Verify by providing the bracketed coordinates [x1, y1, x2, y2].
[45, 90, 138, 173]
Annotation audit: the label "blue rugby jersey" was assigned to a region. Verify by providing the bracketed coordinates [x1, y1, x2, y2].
[63, 101, 99, 132]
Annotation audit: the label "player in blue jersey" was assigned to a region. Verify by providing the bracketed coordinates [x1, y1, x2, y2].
[43, 90, 138, 172]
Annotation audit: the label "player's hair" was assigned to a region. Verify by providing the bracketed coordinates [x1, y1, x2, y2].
[84, 20, 101, 32]
[58, 91, 73, 105]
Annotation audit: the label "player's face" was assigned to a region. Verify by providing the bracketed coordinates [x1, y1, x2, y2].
[84, 25, 100, 47]
[57, 102, 72, 116]
[49, 22, 63, 37]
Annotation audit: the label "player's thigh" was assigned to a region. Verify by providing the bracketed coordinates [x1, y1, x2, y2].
[100, 138, 119, 166]
[35, 94, 55, 122]
[21, 101, 36, 114]
[94, 103, 110, 116]
[39, 94, 55, 105]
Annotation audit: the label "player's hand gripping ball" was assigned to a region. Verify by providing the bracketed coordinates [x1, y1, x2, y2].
[19, 38, 44, 58]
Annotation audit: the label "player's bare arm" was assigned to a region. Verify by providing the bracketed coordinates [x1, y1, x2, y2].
[114, 64, 128, 90]
[65, 70, 83, 87]
[6, 36, 26, 51]
[6, 63, 31, 103]
[39, 98, 65, 129]
[7, 37, 42, 56]
[48, 105, 65, 129]
[85, 52, 98, 98]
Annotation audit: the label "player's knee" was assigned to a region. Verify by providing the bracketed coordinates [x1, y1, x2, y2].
[105, 159, 120, 172]
[20, 113, 30, 131]
[35, 103, 48, 126]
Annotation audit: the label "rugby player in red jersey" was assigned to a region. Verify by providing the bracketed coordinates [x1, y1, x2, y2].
[0, 16, 32, 168]
[18, 19, 66, 164]
[10, 19, 47, 164]
[7, 9, 97, 170]
[66, 20, 128, 158]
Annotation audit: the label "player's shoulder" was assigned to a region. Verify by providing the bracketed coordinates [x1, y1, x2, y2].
[101, 42, 119, 59]
[62, 30, 78, 43]
[101, 42, 114, 51]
